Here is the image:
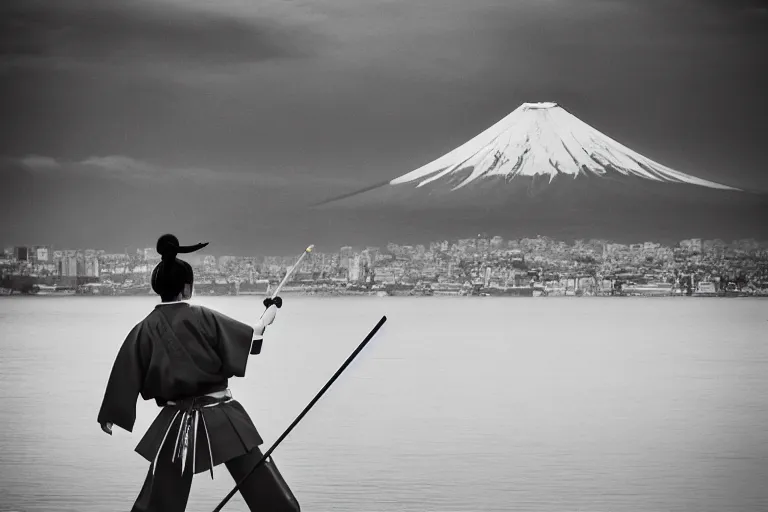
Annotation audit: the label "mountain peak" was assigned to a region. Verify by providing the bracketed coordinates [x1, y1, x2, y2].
[313, 103, 766, 245]
[521, 101, 559, 110]
[389, 101, 739, 192]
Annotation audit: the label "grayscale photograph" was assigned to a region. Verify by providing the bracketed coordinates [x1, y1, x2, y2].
[1, 1, 767, 511]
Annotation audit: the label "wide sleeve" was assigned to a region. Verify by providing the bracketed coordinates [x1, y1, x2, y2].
[97, 323, 146, 433]
[202, 308, 255, 378]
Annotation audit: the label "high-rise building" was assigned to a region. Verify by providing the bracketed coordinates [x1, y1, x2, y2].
[348, 255, 361, 282]
[361, 248, 379, 268]
[76, 253, 87, 276]
[59, 255, 78, 276]
[339, 247, 353, 269]
[14, 246, 29, 261]
[85, 258, 100, 277]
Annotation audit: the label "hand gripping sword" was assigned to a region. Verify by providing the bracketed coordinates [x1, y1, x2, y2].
[261, 244, 314, 313]
[251, 245, 314, 356]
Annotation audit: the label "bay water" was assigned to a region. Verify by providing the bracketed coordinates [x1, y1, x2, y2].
[0, 296, 766, 512]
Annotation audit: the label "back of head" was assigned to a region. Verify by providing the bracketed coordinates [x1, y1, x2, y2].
[151, 234, 209, 301]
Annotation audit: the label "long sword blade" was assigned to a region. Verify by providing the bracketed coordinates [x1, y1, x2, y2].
[271, 245, 314, 299]
[211, 315, 388, 511]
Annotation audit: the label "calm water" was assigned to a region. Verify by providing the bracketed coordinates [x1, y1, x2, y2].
[0, 296, 767, 512]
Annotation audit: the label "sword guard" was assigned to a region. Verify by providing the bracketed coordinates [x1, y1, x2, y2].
[264, 296, 282, 309]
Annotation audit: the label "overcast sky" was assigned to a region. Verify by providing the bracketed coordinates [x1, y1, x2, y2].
[1, 0, 766, 254]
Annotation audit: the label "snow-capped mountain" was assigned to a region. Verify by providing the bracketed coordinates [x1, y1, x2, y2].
[313, 102, 766, 244]
[389, 102, 738, 191]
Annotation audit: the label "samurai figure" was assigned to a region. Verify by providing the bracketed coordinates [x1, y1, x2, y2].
[97, 234, 301, 512]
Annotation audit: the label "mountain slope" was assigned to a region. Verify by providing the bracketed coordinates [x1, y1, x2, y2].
[389, 102, 738, 191]
[312, 102, 766, 243]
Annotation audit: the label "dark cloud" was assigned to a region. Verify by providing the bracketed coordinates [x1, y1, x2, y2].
[0, 0, 320, 70]
[4, 154, 350, 191]
[699, 0, 768, 10]
[1, 0, 767, 252]
[0, 154, 343, 252]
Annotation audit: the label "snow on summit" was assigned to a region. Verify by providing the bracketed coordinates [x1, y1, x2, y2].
[390, 102, 739, 191]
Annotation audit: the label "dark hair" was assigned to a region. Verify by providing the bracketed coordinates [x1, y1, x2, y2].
[151, 234, 195, 301]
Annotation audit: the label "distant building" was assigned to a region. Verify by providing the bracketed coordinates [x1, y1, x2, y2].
[732, 238, 759, 254]
[603, 243, 628, 257]
[14, 246, 30, 261]
[143, 247, 160, 261]
[76, 254, 87, 276]
[293, 271, 314, 282]
[702, 239, 726, 254]
[33, 246, 50, 262]
[374, 267, 398, 284]
[680, 238, 702, 253]
[218, 256, 238, 268]
[59, 255, 78, 277]
[362, 248, 378, 267]
[348, 254, 363, 282]
[643, 242, 660, 252]
[85, 258, 100, 277]
[385, 243, 401, 256]
[339, 246, 353, 268]
[458, 239, 475, 252]
[203, 255, 217, 271]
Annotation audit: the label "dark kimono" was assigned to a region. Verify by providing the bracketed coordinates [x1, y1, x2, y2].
[97, 302, 300, 512]
[97, 302, 263, 471]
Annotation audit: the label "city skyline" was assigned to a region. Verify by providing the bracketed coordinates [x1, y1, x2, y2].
[2, 0, 767, 253]
[3, 232, 766, 299]
[6, 232, 768, 261]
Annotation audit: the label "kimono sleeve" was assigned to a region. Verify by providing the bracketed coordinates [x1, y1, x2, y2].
[97, 323, 147, 433]
[202, 308, 255, 378]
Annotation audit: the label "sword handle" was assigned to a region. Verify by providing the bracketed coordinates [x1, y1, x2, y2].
[257, 244, 313, 321]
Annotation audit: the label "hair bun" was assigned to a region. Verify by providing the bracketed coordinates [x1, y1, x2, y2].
[157, 234, 180, 261]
